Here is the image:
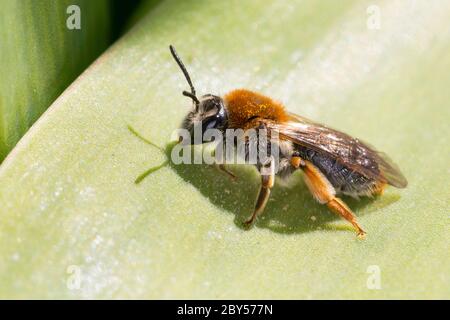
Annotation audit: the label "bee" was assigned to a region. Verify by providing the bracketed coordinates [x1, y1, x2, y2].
[169, 45, 407, 238]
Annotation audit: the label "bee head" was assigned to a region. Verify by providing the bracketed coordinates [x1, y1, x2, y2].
[180, 94, 227, 144]
[170, 45, 227, 144]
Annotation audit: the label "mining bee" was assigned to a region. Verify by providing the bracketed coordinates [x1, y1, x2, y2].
[170, 45, 407, 238]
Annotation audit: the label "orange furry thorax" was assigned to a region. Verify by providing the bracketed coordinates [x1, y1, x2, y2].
[224, 89, 288, 128]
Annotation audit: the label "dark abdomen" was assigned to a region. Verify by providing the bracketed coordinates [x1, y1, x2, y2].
[296, 147, 378, 197]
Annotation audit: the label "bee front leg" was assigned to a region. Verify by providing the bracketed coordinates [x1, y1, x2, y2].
[243, 156, 275, 228]
[210, 146, 237, 181]
[216, 163, 237, 181]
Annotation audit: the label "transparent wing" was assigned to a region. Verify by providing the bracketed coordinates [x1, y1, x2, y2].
[264, 113, 407, 188]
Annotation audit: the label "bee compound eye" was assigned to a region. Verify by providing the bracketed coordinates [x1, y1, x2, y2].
[204, 119, 217, 130]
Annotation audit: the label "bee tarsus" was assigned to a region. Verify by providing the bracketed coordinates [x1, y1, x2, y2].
[216, 163, 238, 181]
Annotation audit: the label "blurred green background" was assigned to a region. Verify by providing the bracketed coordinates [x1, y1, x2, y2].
[0, 0, 145, 161]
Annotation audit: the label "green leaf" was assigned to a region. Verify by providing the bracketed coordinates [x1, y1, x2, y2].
[0, 0, 111, 161]
[0, 0, 448, 299]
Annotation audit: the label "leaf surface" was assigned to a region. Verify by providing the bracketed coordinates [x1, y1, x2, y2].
[0, 0, 448, 298]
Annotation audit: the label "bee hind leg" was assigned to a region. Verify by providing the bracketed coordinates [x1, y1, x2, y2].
[327, 197, 366, 239]
[243, 156, 275, 228]
[302, 160, 366, 238]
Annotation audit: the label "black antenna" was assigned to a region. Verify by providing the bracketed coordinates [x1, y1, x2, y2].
[169, 45, 200, 106]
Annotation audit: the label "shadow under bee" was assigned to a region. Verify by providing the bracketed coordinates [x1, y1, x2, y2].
[169, 161, 399, 235]
[130, 127, 400, 236]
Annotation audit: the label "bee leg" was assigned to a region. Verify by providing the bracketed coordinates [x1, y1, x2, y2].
[302, 160, 366, 238]
[327, 198, 366, 239]
[243, 156, 275, 228]
[290, 151, 306, 169]
[372, 181, 386, 196]
[210, 147, 237, 180]
[216, 163, 237, 181]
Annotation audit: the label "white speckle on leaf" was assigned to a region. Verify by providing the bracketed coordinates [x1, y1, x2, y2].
[207, 231, 222, 240]
[53, 183, 63, 197]
[92, 235, 103, 249]
[79, 186, 96, 199]
[290, 50, 303, 65]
